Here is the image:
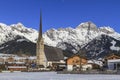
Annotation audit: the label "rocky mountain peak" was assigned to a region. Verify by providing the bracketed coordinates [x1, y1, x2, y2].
[99, 26, 115, 34]
[0, 23, 7, 27]
[11, 23, 29, 32]
[0, 22, 120, 58]
[76, 21, 98, 31]
[0, 23, 38, 44]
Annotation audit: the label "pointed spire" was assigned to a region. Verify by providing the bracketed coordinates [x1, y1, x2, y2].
[38, 10, 42, 40]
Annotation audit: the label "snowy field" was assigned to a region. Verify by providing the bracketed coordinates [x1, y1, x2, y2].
[0, 72, 119, 80]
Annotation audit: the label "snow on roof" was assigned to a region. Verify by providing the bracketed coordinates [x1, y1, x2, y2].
[0, 53, 17, 57]
[8, 66, 27, 68]
[16, 62, 25, 64]
[14, 56, 36, 60]
[28, 56, 36, 60]
[108, 59, 120, 63]
[8, 62, 25, 64]
[14, 57, 27, 60]
[88, 60, 103, 66]
[0, 53, 36, 60]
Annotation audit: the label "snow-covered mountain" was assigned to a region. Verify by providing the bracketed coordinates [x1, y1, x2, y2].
[0, 35, 36, 55]
[43, 22, 120, 53]
[82, 34, 120, 59]
[0, 22, 120, 58]
[0, 23, 38, 45]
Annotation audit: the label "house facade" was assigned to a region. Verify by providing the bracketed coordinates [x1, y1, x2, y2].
[105, 54, 120, 70]
[66, 55, 88, 71]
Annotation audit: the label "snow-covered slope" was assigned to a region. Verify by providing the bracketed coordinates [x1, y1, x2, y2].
[82, 34, 120, 59]
[0, 22, 120, 55]
[43, 22, 120, 53]
[0, 23, 38, 45]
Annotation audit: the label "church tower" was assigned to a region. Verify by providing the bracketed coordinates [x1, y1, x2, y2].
[36, 12, 47, 67]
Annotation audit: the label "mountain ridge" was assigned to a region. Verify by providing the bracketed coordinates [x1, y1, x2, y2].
[0, 22, 120, 58]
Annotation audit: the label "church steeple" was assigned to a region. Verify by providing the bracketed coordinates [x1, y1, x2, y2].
[38, 11, 42, 41]
[36, 11, 47, 67]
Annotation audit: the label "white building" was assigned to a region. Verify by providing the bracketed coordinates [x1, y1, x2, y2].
[108, 59, 120, 70]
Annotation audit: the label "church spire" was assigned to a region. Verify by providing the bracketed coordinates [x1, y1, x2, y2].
[38, 11, 42, 41]
[36, 10, 46, 67]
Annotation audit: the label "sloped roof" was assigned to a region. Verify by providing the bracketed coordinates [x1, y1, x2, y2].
[105, 54, 120, 60]
[44, 45, 64, 61]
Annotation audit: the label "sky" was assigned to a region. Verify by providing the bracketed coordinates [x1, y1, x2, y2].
[0, 0, 120, 33]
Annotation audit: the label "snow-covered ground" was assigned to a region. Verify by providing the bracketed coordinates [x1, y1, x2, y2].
[0, 72, 119, 80]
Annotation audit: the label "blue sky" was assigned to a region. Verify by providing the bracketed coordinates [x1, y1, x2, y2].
[0, 0, 120, 33]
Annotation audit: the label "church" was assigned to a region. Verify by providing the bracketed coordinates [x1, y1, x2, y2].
[36, 13, 65, 70]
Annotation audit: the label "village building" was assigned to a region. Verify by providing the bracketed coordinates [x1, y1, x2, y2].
[7, 62, 27, 71]
[87, 60, 102, 70]
[105, 54, 120, 70]
[36, 13, 65, 70]
[66, 55, 88, 71]
[0, 53, 36, 71]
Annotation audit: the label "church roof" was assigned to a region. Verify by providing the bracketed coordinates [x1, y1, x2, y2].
[44, 45, 64, 61]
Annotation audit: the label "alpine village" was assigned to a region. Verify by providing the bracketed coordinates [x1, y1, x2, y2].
[0, 13, 120, 74]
